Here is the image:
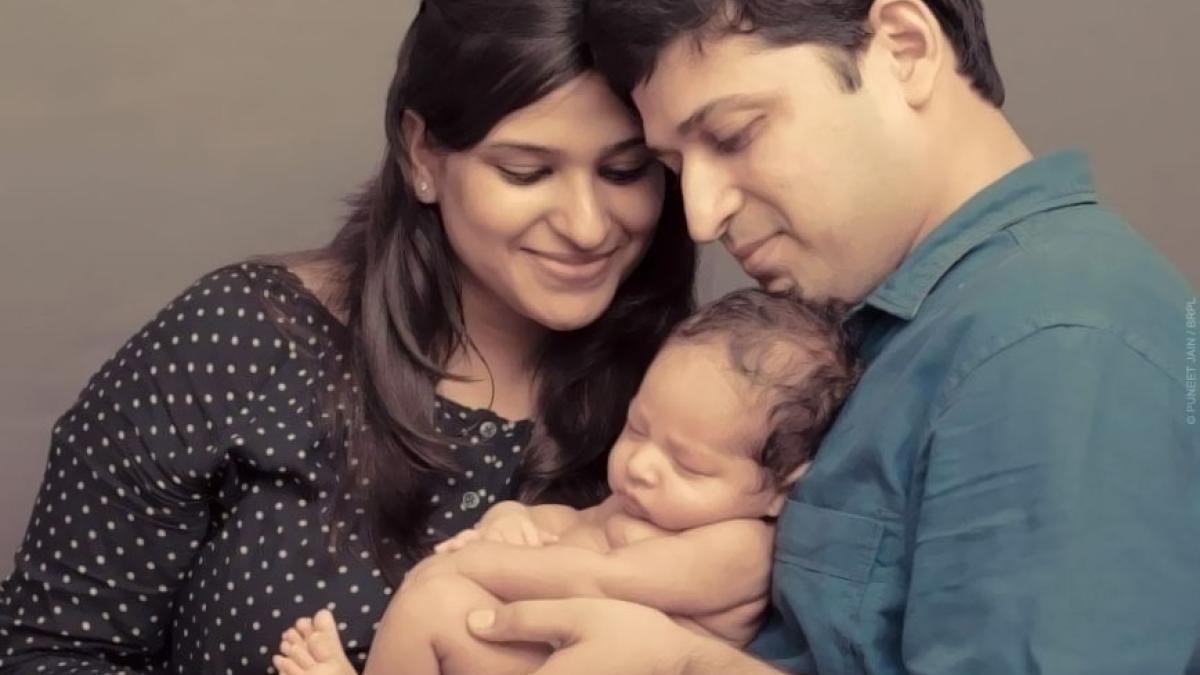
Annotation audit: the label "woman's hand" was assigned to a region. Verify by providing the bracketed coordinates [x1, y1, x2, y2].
[434, 501, 558, 553]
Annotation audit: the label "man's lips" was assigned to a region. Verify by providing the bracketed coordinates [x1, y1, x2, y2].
[728, 234, 782, 278]
[730, 237, 767, 262]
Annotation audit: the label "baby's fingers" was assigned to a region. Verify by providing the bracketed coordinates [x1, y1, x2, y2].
[520, 519, 543, 547]
[435, 529, 480, 553]
[489, 522, 525, 545]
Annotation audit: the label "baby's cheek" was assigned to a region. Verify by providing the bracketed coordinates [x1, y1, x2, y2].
[677, 487, 734, 528]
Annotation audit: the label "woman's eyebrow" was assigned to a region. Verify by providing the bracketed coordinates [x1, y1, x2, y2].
[482, 136, 648, 160]
[600, 136, 648, 155]
[481, 141, 560, 158]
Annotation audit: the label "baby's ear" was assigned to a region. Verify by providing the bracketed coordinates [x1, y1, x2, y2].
[765, 462, 812, 517]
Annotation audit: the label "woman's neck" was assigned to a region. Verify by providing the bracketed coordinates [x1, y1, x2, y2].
[438, 275, 545, 422]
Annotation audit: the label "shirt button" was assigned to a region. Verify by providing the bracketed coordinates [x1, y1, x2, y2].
[479, 421, 498, 439]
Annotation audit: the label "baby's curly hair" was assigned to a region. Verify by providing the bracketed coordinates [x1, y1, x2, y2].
[669, 289, 861, 488]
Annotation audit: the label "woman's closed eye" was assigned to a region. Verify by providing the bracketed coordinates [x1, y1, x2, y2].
[599, 159, 656, 185]
[496, 165, 553, 185]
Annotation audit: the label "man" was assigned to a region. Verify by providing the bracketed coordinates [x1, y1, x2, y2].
[466, 1, 1200, 673]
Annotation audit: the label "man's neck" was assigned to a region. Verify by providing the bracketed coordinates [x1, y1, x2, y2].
[909, 100, 1033, 255]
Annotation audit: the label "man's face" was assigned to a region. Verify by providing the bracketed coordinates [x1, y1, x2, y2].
[633, 33, 933, 303]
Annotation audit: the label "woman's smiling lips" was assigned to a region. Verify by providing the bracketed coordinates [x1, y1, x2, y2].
[525, 248, 619, 287]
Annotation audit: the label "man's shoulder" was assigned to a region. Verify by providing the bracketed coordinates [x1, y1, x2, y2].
[923, 205, 1192, 368]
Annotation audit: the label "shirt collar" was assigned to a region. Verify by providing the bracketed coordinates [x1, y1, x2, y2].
[854, 149, 1099, 321]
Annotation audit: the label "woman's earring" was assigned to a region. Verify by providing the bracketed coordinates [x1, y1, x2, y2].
[416, 180, 432, 201]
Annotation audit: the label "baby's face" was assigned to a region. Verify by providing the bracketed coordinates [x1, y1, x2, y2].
[606, 342, 788, 531]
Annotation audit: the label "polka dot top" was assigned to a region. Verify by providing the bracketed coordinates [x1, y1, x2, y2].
[0, 262, 533, 674]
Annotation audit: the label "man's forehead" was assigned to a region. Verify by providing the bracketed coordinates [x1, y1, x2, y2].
[632, 33, 774, 133]
[634, 34, 727, 104]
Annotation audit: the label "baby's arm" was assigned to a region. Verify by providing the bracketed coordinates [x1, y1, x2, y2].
[449, 518, 774, 616]
[518, 502, 585, 537]
[435, 500, 585, 552]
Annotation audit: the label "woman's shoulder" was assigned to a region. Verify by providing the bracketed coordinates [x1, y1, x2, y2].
[177, 261, 332, 320]
[157, 261, 341, 340]
[108, 261, 345, 383]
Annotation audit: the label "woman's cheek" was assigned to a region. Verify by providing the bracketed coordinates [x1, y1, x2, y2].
[609, 175, 666, 237]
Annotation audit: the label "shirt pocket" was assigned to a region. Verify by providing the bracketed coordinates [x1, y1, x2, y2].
[772, 499, 885, 675]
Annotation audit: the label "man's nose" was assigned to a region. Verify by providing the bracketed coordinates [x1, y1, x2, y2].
[680, 157, 742, 244]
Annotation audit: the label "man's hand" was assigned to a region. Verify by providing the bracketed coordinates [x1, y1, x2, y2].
[467, 598, 695, 675]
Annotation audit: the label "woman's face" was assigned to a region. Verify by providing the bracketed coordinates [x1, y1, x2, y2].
[420, 72, 666, 332]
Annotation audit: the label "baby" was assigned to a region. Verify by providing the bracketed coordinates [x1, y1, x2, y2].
[272, 289, 859, 675]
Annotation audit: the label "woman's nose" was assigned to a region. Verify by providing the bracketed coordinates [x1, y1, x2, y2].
[548, 176, 610, 251]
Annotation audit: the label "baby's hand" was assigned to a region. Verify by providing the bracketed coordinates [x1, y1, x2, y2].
[434, 501, 558, 553]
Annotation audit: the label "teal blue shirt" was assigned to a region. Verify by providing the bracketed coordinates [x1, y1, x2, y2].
[749, 151, 1200, 674]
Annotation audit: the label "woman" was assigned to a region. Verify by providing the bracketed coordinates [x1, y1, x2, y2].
[0, 0, 695, 672]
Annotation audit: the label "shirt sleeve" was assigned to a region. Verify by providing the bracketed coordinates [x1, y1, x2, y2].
[0, 267, 290, 674]
[902, 325, 1200, 675]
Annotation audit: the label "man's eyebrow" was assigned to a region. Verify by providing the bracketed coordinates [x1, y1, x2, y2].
[677, 94, 769, 136]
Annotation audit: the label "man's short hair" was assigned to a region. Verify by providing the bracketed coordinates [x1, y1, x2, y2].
[586, 0, 1005, 106]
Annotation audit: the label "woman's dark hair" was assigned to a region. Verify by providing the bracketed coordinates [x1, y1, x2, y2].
[274, 0, 695, 583]
[669, 290, 860, 488]
[586, 0, 1005, 107]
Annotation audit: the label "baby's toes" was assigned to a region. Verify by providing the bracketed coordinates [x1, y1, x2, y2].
[279, 635, 316, 669]
[272, 654, 306, 675]
[307, 610, 348, 664]
[306, 629, 345, 664]
[282, 628, 304, 648]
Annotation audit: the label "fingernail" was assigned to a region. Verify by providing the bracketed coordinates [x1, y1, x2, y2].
[467, 609, 495, 631]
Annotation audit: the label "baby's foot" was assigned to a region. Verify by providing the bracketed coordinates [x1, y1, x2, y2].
[273, 609, 358, 675]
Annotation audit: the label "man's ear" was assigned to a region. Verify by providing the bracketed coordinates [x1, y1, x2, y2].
[765, 462, 812, 517]
[401, 109, 442, 203]
[867, 0, 945, 108]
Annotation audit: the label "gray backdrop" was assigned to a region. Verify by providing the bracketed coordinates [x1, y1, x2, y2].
[2, 1, 1197, 576]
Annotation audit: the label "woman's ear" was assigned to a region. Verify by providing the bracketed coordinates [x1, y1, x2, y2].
[401, 109, 441, 203]
[765, 462, 812, 517]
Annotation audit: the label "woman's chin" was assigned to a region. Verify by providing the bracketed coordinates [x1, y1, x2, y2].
[527, 296, 613, 332]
